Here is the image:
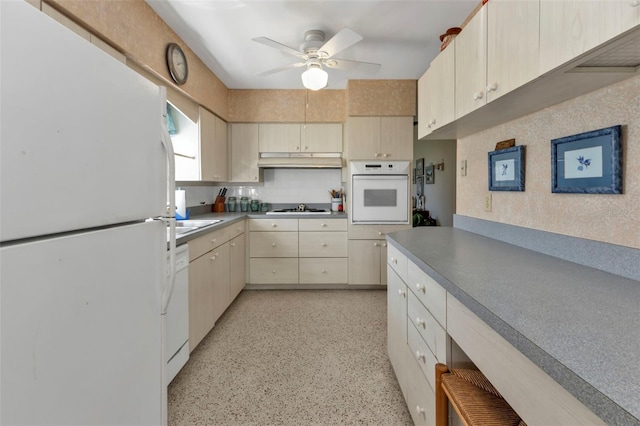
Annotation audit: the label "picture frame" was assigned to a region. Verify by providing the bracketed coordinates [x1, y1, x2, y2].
[425, 165, 435, 184]
[488, 145, 525, 191]
[412, 168, 417, 184]
[551, 125, 622, 194]
[415, 175, 423, 195]
[415, 158, 424, 176]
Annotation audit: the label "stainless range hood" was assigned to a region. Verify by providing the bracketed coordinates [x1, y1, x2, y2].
[257, 152, 343, 169]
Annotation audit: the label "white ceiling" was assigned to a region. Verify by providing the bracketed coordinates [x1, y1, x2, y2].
[146, 0, 478, 90]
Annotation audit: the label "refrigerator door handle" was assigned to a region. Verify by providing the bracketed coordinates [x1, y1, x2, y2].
[161, 217, 176, 315]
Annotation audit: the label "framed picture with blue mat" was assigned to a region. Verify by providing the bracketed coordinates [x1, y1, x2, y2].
[551, 125, 622, 194]
[488, 145, 525, 191]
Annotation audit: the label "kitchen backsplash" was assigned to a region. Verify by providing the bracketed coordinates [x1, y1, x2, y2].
[180, 168, 343, 208]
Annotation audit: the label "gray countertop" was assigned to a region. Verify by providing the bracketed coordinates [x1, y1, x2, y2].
[175, 211, 348, 245]
[386, 227, 640, 426]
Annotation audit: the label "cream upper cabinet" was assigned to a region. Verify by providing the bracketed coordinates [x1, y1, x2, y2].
[199, 106, 228, 182]
[258, 123, 301, 153]
[455, 6, 487, 119]
[486, 0, 540, 103]
[230, 123, 259, 183]
[301, 123, 343, 152]
[539, 0, 640, 74]
[347, 116, 413, 160]
[418, 42, 455, 139]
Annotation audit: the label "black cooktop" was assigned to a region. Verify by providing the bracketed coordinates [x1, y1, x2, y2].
[266, 208, 331, 215]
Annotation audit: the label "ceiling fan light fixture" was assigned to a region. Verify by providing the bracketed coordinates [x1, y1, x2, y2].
[301, 65, 328, 91]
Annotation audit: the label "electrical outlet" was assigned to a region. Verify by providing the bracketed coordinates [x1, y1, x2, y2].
[485, 194, 492, 212]
[459, 160, 467, 177]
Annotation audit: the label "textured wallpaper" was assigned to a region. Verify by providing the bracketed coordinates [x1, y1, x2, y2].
[457, 75, 640, 249]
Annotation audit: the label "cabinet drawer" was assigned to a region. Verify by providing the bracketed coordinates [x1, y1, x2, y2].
[407, 261, 447, 328]
[407, 321, 439, 392]
[387, 243, 408, 282]
[347, 223, 411, 240]
[250, 218, 298, 232]
[250, 232, 298, 257]
[188, 226, 230, 261]
[299, 218, 347, 231]
[403, 343, 436, 426]
[408, 291, 447, 363]
[249, 258, 298, 284]
[299, 258, 347, 284]
[299, 232, 347, 257]
[228, 219, 245, 240]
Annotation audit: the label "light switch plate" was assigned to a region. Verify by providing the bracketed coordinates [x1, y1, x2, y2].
[460, 160, 467, 177]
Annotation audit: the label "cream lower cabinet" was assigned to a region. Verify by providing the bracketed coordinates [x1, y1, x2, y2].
[188, 220, 245, 352]
[387, 243, 448, 426]
[347, 224, 410, 285]
[249, 218, 348, 285]
[299, 218, 348, 284]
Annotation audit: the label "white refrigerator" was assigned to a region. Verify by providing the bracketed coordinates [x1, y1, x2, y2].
[0, 2, 176, 425]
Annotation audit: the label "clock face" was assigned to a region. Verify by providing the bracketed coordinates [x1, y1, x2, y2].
[166, 43, 188, 85]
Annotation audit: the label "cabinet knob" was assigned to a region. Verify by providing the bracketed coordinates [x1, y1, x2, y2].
[272, 269, 276, 273]
[430, 118, 436, 126]
[398, 289, 406, 297]
[374, 242, 380, 247]
[230, 242, 236, 247]
[416, 405, 425, 415]
[271, 243, 277, 247]
[487, 82, 498, 93]
[378, 232, 384, 236]
[304, 146, 308, 150]
[416, 350, 426, 361]
[416, 283, 425, 292]
[382, 242, 387, 247]
[271, 223, 277, 227]
[473, 91, 484, 100]
[321, 269, 327, 274]
[416, 317, 426, 328]
[383, 153, 389, 158]
[321, 223, 327, 227]
[295, 146, 299, 151]
[211, 238, 217, 244]
[253, 176, 257, 180]
[374, 153, 380, 158]
[210, 255, 216, 261]
[630, 0, 640, 6]
[321, 243, 327, 247]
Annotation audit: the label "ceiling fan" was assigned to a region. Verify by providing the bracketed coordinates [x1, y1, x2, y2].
[252, 28, 381, 90]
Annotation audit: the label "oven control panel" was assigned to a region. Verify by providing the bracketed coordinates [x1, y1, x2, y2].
[350, 161, 411, 175]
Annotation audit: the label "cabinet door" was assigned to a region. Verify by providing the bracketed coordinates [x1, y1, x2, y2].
[429, 42, 456, 131]
[539, 1, 638, 74]
[387, 268, 408, 395]
[380, 116, 414, 160]
[380, 240, 388, 286]
[346, 117, 381, 159]
[229, 234, 245, 302]
[210, 243, 230, 324]
[259, 123, 301, 152]
[230, 123, 259, 183]
[348, 239, 382, 285]
[301, 123, 343, 152]
[188, 252, 215, 351]
[487, 0, 539, 103]
[455, 5, 488, 118]
[199, 107, 228, 182]
[417, 70, 431, 140]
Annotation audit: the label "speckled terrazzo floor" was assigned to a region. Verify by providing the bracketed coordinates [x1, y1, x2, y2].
[168, 290, 413, 425]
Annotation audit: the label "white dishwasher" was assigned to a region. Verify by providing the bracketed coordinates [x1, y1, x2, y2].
[166, 244, 189, 384]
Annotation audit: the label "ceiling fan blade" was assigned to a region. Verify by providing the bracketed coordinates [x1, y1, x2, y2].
[325, 58, 381, 75]
[252, 37, 306, 59]
[318, 28, 363, 58]
[255, 62, 306, 77]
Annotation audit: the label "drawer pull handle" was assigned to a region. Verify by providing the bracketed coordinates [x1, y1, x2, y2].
[398, 289, 406, 297]
[416, 405, 425, 415]
[272, 243, 277, 247]
[416, 317, 426, 328]
[415, 283, 425, 293]
[416, 350, 426, 362]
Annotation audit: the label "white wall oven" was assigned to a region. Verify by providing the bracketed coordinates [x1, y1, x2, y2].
[350, 161, 411, 224]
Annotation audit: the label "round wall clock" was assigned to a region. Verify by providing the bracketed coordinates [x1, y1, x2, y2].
[166, 43, 188, 85]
